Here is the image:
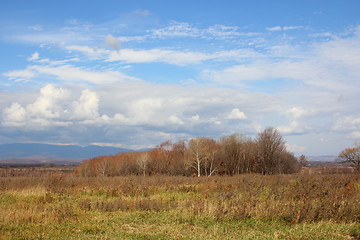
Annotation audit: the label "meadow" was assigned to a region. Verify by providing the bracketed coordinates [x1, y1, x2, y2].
[0, 172, 359, 239]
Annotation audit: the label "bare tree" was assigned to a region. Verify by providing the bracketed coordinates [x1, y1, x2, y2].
[75, 127, 300, 176]
[136, 152, 149, 176]
[298, 155, 309, 168]
[203, 139, 219, 177]
[338, 144, 360, 172]
[255, 127, 287, 174]
[186, 138, 218, 177]
[218, 134, 256, 175]
[187, 138, 205, 177]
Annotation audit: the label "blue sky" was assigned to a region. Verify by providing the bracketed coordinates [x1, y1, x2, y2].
[1, 0, 360, 155]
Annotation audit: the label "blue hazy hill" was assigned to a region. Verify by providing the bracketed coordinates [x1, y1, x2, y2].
[0, 143, 131, 161]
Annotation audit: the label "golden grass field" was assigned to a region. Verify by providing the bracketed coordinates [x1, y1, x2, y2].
[0, 172, 359, 239]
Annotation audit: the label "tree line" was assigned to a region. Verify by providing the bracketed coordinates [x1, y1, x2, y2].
[76, 127, 305, 177]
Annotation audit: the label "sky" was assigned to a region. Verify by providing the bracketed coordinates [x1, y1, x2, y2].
[0, 0, 359, 155]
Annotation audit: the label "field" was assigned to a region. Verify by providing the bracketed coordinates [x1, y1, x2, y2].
[0, 171, 359, 239]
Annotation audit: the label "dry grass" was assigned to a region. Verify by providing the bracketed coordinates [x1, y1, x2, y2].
[0, 174, 359, 239]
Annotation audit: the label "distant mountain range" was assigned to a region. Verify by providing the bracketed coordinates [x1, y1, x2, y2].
[0, 143, 133, 165]
[0, 143, 338, 166]
[307, 155, 338, 162]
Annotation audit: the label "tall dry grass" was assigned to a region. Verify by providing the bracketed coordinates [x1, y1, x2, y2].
[0, 174, 359, 224]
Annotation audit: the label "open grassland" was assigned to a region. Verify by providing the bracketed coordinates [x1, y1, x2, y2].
[0, 174, 359, 239]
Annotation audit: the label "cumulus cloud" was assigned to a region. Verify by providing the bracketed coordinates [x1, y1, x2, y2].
[2, 20, 360, 154]
[277, 107, 311, 135]
[2, 85, 69, 127]
[227, 108, 247, 120]
[71, 89, 99, 120]
[129, 98, 163, 124]
[2, 85, 104, 128]
[2, 103, 27, 126]
[3, 81, 268, 147]
[27, 84, 70, 119]
[287, 107, 308, 119]
[0, 79, 340, 152]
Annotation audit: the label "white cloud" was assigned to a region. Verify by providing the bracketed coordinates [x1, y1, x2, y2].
[9, 32, 93, 45]
[1, 85, 103, 128]
[203, 28, 360, 93]
[266, 26, 282, 31]
[27, 84, 70, 119]
[285, 143, 307, 153]
[227, 108, 247, 120]
[129, 98, 163, 124]
[2, 19, 360, 154]
[349, 131, 360, 139]
[191, 114, 200, 121]
[0, 80, 328, 152]
[209, 117, 221, 125]
[62, 41, 262, 66]
[333, 115, 360, 131]
[151, 22, 199, 38]
[28, 25, 43, 31]
[149, 22, 261, 40]
[71, 89, 99, 120]
[2, 103, 27, 126]
[113, 113, 128, 123]
[105, 34, 120, 51]
[168, 115, 184, 125]
[66, 45, 108, 59]
[108, 48, 209, 65]
[4, 63, 139, 84]
[3, 69, 35, 82]
[283, 26, 303, 31]
[277, 107, 311, 135]
[203, 60, 319, 84]
[27, 52, 40, 61]
[266, 26, 303, 31]
[106, 48, 261, 66]
[90, 142, 126, 148]
[311, 32, 334, 38]
[277, 122, 300, 135]
[287, 107, 308, 119]
[2, 85, 71, 127]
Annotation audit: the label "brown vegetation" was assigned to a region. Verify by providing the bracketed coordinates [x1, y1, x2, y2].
[338, 144, 360, 172]
[0, 165, 75, 177]
[0, 174, 359, 224]
[0, 168, 359, 239]
[76, 127, 301, 177]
